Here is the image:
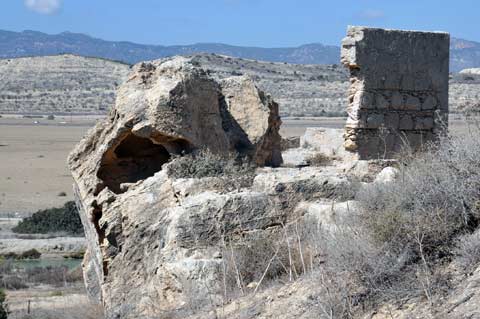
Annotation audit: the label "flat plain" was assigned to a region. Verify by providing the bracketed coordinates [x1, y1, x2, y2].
[0, 116, 93, 215]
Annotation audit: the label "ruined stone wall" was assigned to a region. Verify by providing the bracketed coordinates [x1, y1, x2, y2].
[341, 26, 450, 159]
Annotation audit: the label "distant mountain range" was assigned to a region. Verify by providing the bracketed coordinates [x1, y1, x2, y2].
[0, 29, 479, 72]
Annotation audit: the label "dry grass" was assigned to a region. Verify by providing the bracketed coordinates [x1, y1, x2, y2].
[7, 288, 103, 319]
[206, 125, 480, 318]
[166, 149, 256, 191]
[306, 152, 336, 166]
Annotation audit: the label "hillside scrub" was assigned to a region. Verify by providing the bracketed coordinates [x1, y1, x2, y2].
[1, 249, 41, 260]
[168, 130, 480, 316]
[13, 201, 84, 235]
[357, 131, 480, 259]
[306, 128, 480, 315]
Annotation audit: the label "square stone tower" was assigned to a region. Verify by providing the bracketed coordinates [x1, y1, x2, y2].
[341, 26, 449, 159]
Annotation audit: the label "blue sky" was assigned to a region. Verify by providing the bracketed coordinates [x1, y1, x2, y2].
[2, 0, 479, 47]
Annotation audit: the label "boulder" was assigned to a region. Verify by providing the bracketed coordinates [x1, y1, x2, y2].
[69, 56, 282, 199]
[374, 167, 399, 184]
[300, 128, 345, 156]
[221, 75, 282, 166]
[68, 56, 283, 318]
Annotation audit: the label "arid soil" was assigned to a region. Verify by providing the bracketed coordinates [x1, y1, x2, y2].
[6, 285, 103, 319]
[0, 116, 92, 216]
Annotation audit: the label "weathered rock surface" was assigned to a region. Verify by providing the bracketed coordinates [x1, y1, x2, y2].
[281, 128, 357, 167]
[69, 56, 284, 318]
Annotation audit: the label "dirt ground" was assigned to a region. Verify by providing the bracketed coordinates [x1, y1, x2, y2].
[0, 114, 473, 216]
[6, 285, 103, 319]
[0, 116, 94, 216]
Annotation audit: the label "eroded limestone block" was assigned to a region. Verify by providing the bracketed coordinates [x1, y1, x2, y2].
[68, 56, 283, 318]
[341, 26, 449, 159]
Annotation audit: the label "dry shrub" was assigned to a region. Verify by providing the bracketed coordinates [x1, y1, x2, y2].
[220, 223, 321, 300]
[25, 266, 82, 287]
[286, 127, 480, 317]
[454, 230, 480, 272]
[174, 126, 480, 317]
[166, 149, 256, 189]
[280, 136, 300, 151]
[1, 275, 28, 289]
[356, 130, 480, 260]
[0, 289, 6, 319]
[316, 126, 480, 313]
[0, 249, 41, 260]
[66, 265, 84, 282]
[306, 152, 336, 166]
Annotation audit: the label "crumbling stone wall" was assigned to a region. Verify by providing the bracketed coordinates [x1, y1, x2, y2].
[341, 26, 450, 159]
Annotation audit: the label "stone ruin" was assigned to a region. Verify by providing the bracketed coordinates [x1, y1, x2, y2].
[341, 26, 450, 159]
[69, 27, 452, 318]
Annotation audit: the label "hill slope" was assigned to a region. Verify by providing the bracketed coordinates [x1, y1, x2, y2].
[0, 54, 130, 114]
[0, 53, 478, 116]
[0, 30, 340, 66]
[1, 30, 480, 71]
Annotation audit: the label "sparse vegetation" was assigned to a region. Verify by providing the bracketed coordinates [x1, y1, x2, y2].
[358, 133, 480, 258]
[0, 289, 7, 319]
[13, 201, 84, 235]
[306, 152, 335, 166]
[191, 126, 480, 318]
[1, 249, 41, 260]
[454, 230, 480, 272]
[0, 55, 129, 115]
[303, 128, 480, 315]
[167, 149, 256, 190]
[62, 251, 85, 259]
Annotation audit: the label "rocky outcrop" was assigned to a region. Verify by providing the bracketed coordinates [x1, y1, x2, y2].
[68, 56, 283, 318]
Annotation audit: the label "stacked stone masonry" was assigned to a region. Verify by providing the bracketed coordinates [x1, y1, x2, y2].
[341, 26, 450, 159]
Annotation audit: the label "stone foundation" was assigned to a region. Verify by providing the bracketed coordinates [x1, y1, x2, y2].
[341, 26, 449, 159]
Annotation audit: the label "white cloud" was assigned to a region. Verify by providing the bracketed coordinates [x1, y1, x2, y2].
[359, 9, 385, 20]
[24, 0, 62, 15]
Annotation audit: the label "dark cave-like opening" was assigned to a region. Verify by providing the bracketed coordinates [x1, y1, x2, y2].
[97, 134, 173, 194]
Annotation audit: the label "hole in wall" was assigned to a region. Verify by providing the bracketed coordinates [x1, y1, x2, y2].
[97, 133, 189, 194]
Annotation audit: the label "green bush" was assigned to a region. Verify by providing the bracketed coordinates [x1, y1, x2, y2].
[0, 289, 7, 319]
[1, 249, 41, 260]
[20, 249, 41, 259]
[13, 201, 84, 235]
